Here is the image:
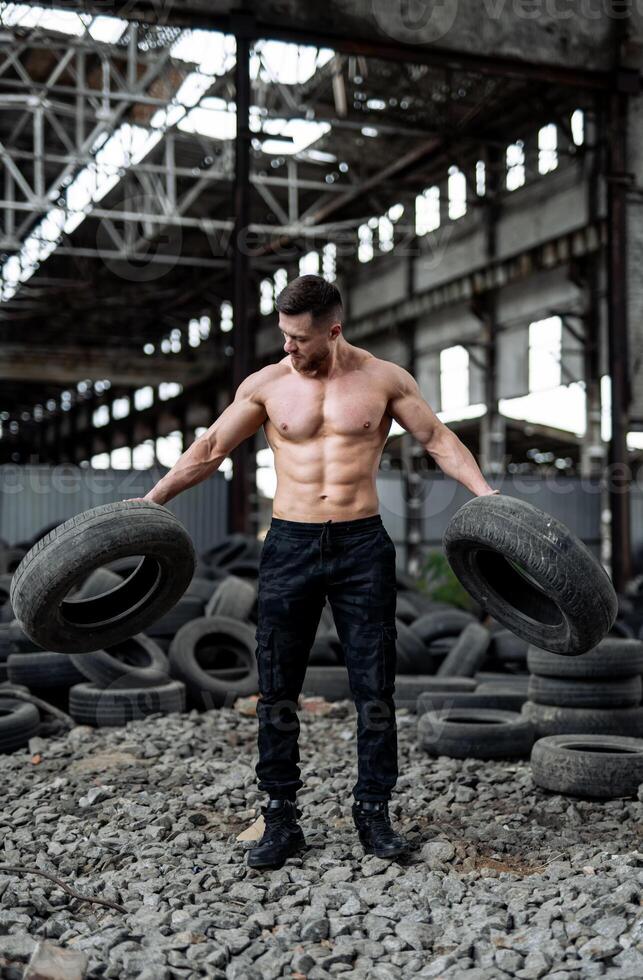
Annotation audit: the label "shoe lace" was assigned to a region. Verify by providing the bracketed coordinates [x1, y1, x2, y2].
[367, 806, 392, 833]
[360, 804, 406, 843]
[260, 804, 302, 843]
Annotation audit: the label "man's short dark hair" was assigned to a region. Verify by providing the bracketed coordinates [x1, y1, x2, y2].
[275, 274, 343, 327]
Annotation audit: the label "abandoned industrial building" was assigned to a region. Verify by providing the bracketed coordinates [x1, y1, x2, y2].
[0, 3, 642, 979]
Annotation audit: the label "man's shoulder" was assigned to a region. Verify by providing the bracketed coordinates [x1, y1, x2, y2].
[359, 352, 413, 389]
[237, 363, 286, 402]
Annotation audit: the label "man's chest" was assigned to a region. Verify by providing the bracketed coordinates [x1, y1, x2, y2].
[265, 382, 390, 440]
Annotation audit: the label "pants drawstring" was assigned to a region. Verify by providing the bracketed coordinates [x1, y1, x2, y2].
[320, 519, 332, 560]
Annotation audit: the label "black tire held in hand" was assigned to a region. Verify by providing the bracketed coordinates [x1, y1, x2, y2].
[70, 634, 169, 688]
[418, 707, 534, 759]
[69, 679, 185, 727]
[0, 696, 40, 753]
[527, 673, 642, 709]
[530, 734, 643, 799]
[443, 495, 617, 655]
[28, 521, 65, 549]
[10, 502, 196, 654]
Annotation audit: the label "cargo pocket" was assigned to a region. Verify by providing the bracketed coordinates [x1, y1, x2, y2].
[255, 625, 273, 694]
[258, 530, 280, 575]
[378, 526, 396, 552]
[379, 623, 398, 693]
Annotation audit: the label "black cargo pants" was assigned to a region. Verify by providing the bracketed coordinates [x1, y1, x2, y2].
[254, 513, 398, 803]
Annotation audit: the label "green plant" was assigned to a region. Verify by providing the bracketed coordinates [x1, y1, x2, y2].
[417, 550, 476, 611]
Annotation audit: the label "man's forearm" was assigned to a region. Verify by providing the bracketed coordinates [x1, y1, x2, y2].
[144, 435, 226, 505]
[427, 429, 496, 496]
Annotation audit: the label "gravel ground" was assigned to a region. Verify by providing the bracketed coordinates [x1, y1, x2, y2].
[0, 702, 642, 980]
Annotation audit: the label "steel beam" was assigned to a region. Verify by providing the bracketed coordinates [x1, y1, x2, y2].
[62, 4, 615, 91]
[231, 17, 253, 536]
[606, 89, 632, 592]
[0, 344, 218, 387]
[0, 197, 368, 238]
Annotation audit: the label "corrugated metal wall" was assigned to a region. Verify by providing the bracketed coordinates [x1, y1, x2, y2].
[0, 466, 621, 570]
[0, 465, 228, 554]
[378, 474, 604, 558]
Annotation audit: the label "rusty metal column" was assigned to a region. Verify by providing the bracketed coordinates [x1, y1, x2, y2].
[580, 106, 604, 481]
[400, 311, 423, 577]
[477, 144, 505, 476]
[230, 16, 253, 535]
[606, 86, 632, 591]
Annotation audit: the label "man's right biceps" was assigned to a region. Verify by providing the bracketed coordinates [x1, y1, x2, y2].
[216, 400, 264, 450]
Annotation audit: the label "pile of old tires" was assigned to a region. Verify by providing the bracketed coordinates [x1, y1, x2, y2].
[415, 628, 643, 799]
[0, 614, 74, 744]
[412, 585, 641, 783]
[531, 735, 643, 799]
[623, 573, 643, 642]
[304, 600, 531, 707]
[0, 524, 75, 751]
[0, 528, 269, 744]
[0, 686, 40, 754]
[414, 494, 643, 799]
[0, 520, 568, 747]
[1, 566, 187, 738]
[1, 522, 520, 745]
[414, 616, 535, 762]
[522, 639, 643, 737]
[1, 506, 642, 778]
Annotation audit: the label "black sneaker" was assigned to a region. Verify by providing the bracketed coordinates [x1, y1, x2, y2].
[352, 800, 412, 859]
[246, 799, 306, 869]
